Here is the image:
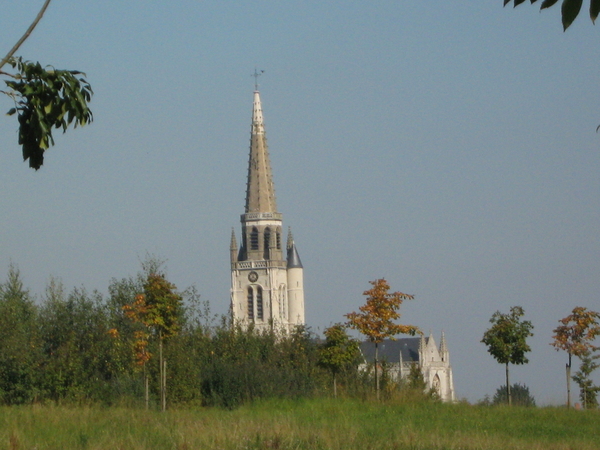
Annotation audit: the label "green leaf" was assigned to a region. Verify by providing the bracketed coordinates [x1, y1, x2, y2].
[561, 0, 583, 29]
[591, 0, 600, 22]
[540, 0, 560, 9]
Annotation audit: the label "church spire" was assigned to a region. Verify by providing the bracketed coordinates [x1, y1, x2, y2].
[244, 90, 277, 214]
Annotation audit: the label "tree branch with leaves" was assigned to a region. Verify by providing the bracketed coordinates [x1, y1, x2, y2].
[504, 0, 599, 31]
[1, 0, 93, 169]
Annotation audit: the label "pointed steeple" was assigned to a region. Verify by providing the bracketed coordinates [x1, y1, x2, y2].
[419, 333, 426, 363]
[230, 228, 237, 251]
[230, 228, 238, 264]
[286, 227, 303, 269]
[440, 331, 449, 363]
[440, 331, 447, 353]
[245, 91, 277, 214]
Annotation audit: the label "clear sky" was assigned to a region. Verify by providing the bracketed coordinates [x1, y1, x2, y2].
[1, 1, 599, 404]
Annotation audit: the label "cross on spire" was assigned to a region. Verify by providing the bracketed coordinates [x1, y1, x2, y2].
[252, 68, 264, 91]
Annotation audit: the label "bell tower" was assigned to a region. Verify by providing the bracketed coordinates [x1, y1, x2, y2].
[230, 89, 305, 331]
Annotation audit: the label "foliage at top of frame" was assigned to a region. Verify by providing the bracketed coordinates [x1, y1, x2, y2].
[2, 57, 93, 169]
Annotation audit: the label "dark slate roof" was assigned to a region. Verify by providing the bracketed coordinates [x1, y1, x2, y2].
[359, 338, 421, 364]
[287, 243, 303, 268]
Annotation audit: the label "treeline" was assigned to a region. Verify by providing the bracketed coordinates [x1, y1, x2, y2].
[0, 263, 380, 408]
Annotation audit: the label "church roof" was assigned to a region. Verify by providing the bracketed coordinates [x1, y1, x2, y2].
[244, 91, 278, 214]
[286, 228, 303, 268]
[359, 338, 421, 363]
[287, 243, 303, 268]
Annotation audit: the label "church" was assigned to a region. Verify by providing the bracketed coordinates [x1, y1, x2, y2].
[359, 333, 455, 402]
[228, 88, 454, 400]
[229, 88, 305, 332]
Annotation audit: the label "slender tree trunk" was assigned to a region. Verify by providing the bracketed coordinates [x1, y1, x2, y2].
[333, 373, 337, 398]
[566, 352, 572, 408]
[144, 361, 149, 410]
[145, 372, 149, 410]
[505, 363, 511, 406]
[375, 342, 380, 401]
[162, 359, 167, 412]
[159, 332, 165, 412]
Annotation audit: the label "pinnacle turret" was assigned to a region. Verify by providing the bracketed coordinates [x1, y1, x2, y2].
[286, 227, 294, 250]
[230, 228, 237, 251]
[286, 227, 303, 269]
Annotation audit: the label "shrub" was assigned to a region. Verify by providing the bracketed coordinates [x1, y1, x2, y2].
[492, 383, 535, 407]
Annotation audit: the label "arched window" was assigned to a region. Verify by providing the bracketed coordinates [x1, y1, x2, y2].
[432, 374, 441, 395]
[276, 229, 281, 250]
[263, 227, 271, 259]
[247, 287, 254, 320]
[250, 227, 259, 250]
[256, 287, 263, 320]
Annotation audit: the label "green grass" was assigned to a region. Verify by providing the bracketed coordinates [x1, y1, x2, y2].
[0, 399, 598, 449]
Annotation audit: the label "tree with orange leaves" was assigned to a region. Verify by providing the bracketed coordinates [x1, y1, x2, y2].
[123, 272, 182, 410]
[551, 307, 600, 408]
[345, 278, 420, 399]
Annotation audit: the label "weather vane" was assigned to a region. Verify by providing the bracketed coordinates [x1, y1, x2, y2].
[252, 68, 265, 91]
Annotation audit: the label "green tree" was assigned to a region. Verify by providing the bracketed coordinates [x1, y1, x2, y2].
[504, 0, 599, 31]
[551, 307, 600, 408]
[1, 0, 93, 169]
[481, 306, 534, 406]
[571, 349, 599, 409]
[345, 278, 420, 399]
[318, 323, 360, 397]
[38, 280, 114, 403]
[0, 265, 40, 404]
[493, 383, 536, 407]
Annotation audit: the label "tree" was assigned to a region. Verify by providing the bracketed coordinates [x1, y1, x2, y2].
[345, 278, 420, 399]
[0, 265, 40, 404]
[493, 383, 536, 407]
[123, 271, 183, 411]
[318, 323, 360, 397]
[37, 279, 114, 403]
[571, 349, 599, 409]
[551, 306, 600, 408]
[481, 306, 534, 406]
[1, 0, 93, 169]
[504, 0, 599, 31]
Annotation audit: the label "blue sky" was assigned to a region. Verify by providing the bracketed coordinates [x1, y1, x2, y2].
[1, 1, 599, 404]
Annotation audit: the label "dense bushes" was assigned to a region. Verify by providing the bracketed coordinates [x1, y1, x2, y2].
[0, 264, 444, 408]
[0, 265, 341, 407]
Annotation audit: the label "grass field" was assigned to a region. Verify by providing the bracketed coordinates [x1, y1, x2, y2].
[0, 398, 598, 449]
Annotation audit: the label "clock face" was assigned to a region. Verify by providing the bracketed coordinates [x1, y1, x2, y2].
[248, 271, 258, 282]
